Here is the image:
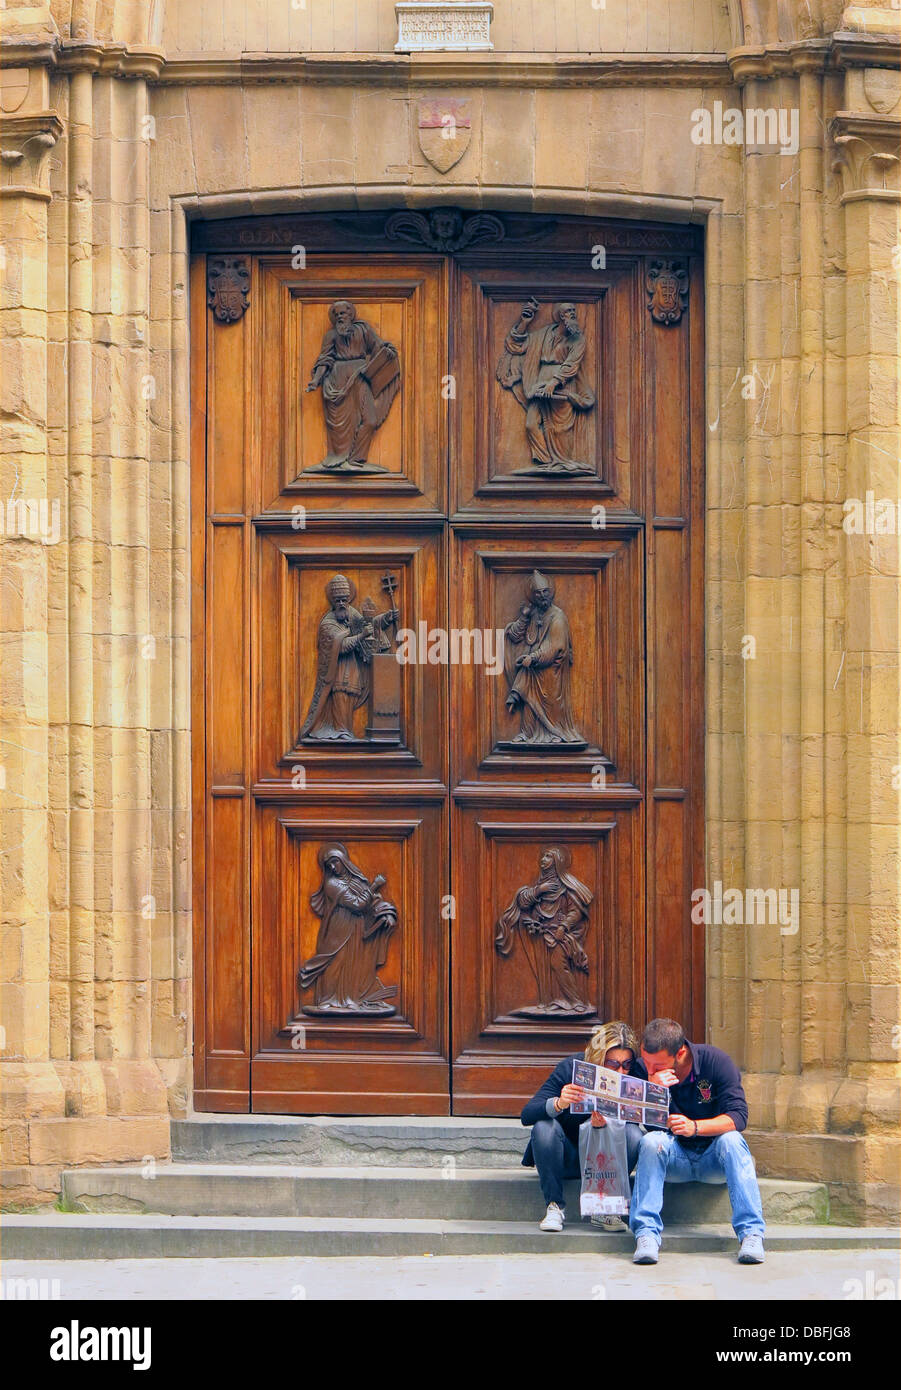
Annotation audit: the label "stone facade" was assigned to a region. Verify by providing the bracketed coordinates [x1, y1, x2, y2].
[1, 1, 898, 1220]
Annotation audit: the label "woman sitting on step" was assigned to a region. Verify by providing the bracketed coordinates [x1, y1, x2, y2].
[520, 1021, 642, 1233]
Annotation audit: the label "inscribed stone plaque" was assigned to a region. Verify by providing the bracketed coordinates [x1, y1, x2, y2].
[395, 3, 493, 52]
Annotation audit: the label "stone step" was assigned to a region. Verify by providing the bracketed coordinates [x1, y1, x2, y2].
[61, 1163, 830, 1225]
[171, 1114, 526, 1167]
[5, 1212, 895, 1261]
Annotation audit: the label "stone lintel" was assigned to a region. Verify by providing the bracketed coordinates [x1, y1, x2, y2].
[0, 33, 896, 87]
[152, 51, 734, 89]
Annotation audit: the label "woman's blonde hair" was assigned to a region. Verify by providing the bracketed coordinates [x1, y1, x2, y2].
[583, 1020, 638, 1066]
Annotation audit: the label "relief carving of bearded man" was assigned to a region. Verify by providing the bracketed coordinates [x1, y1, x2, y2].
[300, 574, 398, 741]
[495, 846, 594, 1017]
[298, 844, 398, 1015]
[503, 570, 585, 747]
[496, 299, 596, 474]
[304, 299, 400, 472]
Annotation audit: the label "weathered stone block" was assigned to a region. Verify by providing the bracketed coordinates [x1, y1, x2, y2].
[28, 1116, 170, 1167]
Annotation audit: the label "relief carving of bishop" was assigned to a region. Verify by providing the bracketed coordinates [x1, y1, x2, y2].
[304, 300, 401, 473]
[300, 573, 399, 742]
[496, 299, 596, 474]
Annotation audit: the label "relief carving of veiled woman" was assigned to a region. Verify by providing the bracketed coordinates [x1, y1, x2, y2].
[298, 844, 398, 1016]
[495, 846, 594, 1018]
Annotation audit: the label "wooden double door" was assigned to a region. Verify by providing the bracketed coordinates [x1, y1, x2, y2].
[191, 209, 704, 1116]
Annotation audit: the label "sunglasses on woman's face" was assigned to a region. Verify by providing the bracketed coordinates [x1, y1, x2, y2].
[604, 1058, 630, 1070]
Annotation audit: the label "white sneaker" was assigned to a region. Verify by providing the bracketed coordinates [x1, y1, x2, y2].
[738, 1234, 765, 1264]
[539, 1202, 565, 1232]
[591, 1214, 629, 1232]
[632, 1234, 659, 1264]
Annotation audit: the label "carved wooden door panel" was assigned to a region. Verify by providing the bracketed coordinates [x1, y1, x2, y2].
[191, 212, 704, 1116]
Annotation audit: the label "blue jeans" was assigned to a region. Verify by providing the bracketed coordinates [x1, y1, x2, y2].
[531, 1118, 642, 1209]
[629, 1129, 766, 1245]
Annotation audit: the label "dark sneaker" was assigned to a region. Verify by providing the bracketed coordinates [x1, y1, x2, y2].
[591, 1214, 629, 1232]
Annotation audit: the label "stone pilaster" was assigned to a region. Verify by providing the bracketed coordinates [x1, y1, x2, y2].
[0, 52, 66, 1203]
[828, 61, 901, 1220]
[1, 26, 173, 1202]
[716, 35, 901, 1221]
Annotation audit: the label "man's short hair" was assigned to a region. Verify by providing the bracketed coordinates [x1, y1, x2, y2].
[641, 1018, 687, 1057]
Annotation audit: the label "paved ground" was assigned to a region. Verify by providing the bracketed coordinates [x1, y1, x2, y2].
[3, 1250, 898, 1300]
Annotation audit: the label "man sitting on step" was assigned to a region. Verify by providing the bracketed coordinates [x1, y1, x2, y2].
[629, 1017, 766, 1266]
[520, 1021, 643, 1234]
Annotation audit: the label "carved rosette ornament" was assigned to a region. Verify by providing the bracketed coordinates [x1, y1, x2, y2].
[495, 847, 594, 1018]
[297, 845, 399, 1016]
[646, 260, 689, 325]
[207, 256, 250, 323]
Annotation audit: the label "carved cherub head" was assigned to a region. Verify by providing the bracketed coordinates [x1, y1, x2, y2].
[430, 209, 463, 246]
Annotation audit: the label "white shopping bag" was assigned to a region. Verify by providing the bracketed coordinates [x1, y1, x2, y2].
[578, 1115, 631, 1217]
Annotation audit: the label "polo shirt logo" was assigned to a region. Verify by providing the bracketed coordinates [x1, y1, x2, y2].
[697, 1079, 713, 1102]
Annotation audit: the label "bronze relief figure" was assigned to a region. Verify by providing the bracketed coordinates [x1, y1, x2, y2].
[303, 299, 401, 473]
[496, 299, 596, 474]
[300, 573, 400, 744]
[501, 571, 585, 748]
[495, 846, 594, 1018]
[298, 844, 399, 1016]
